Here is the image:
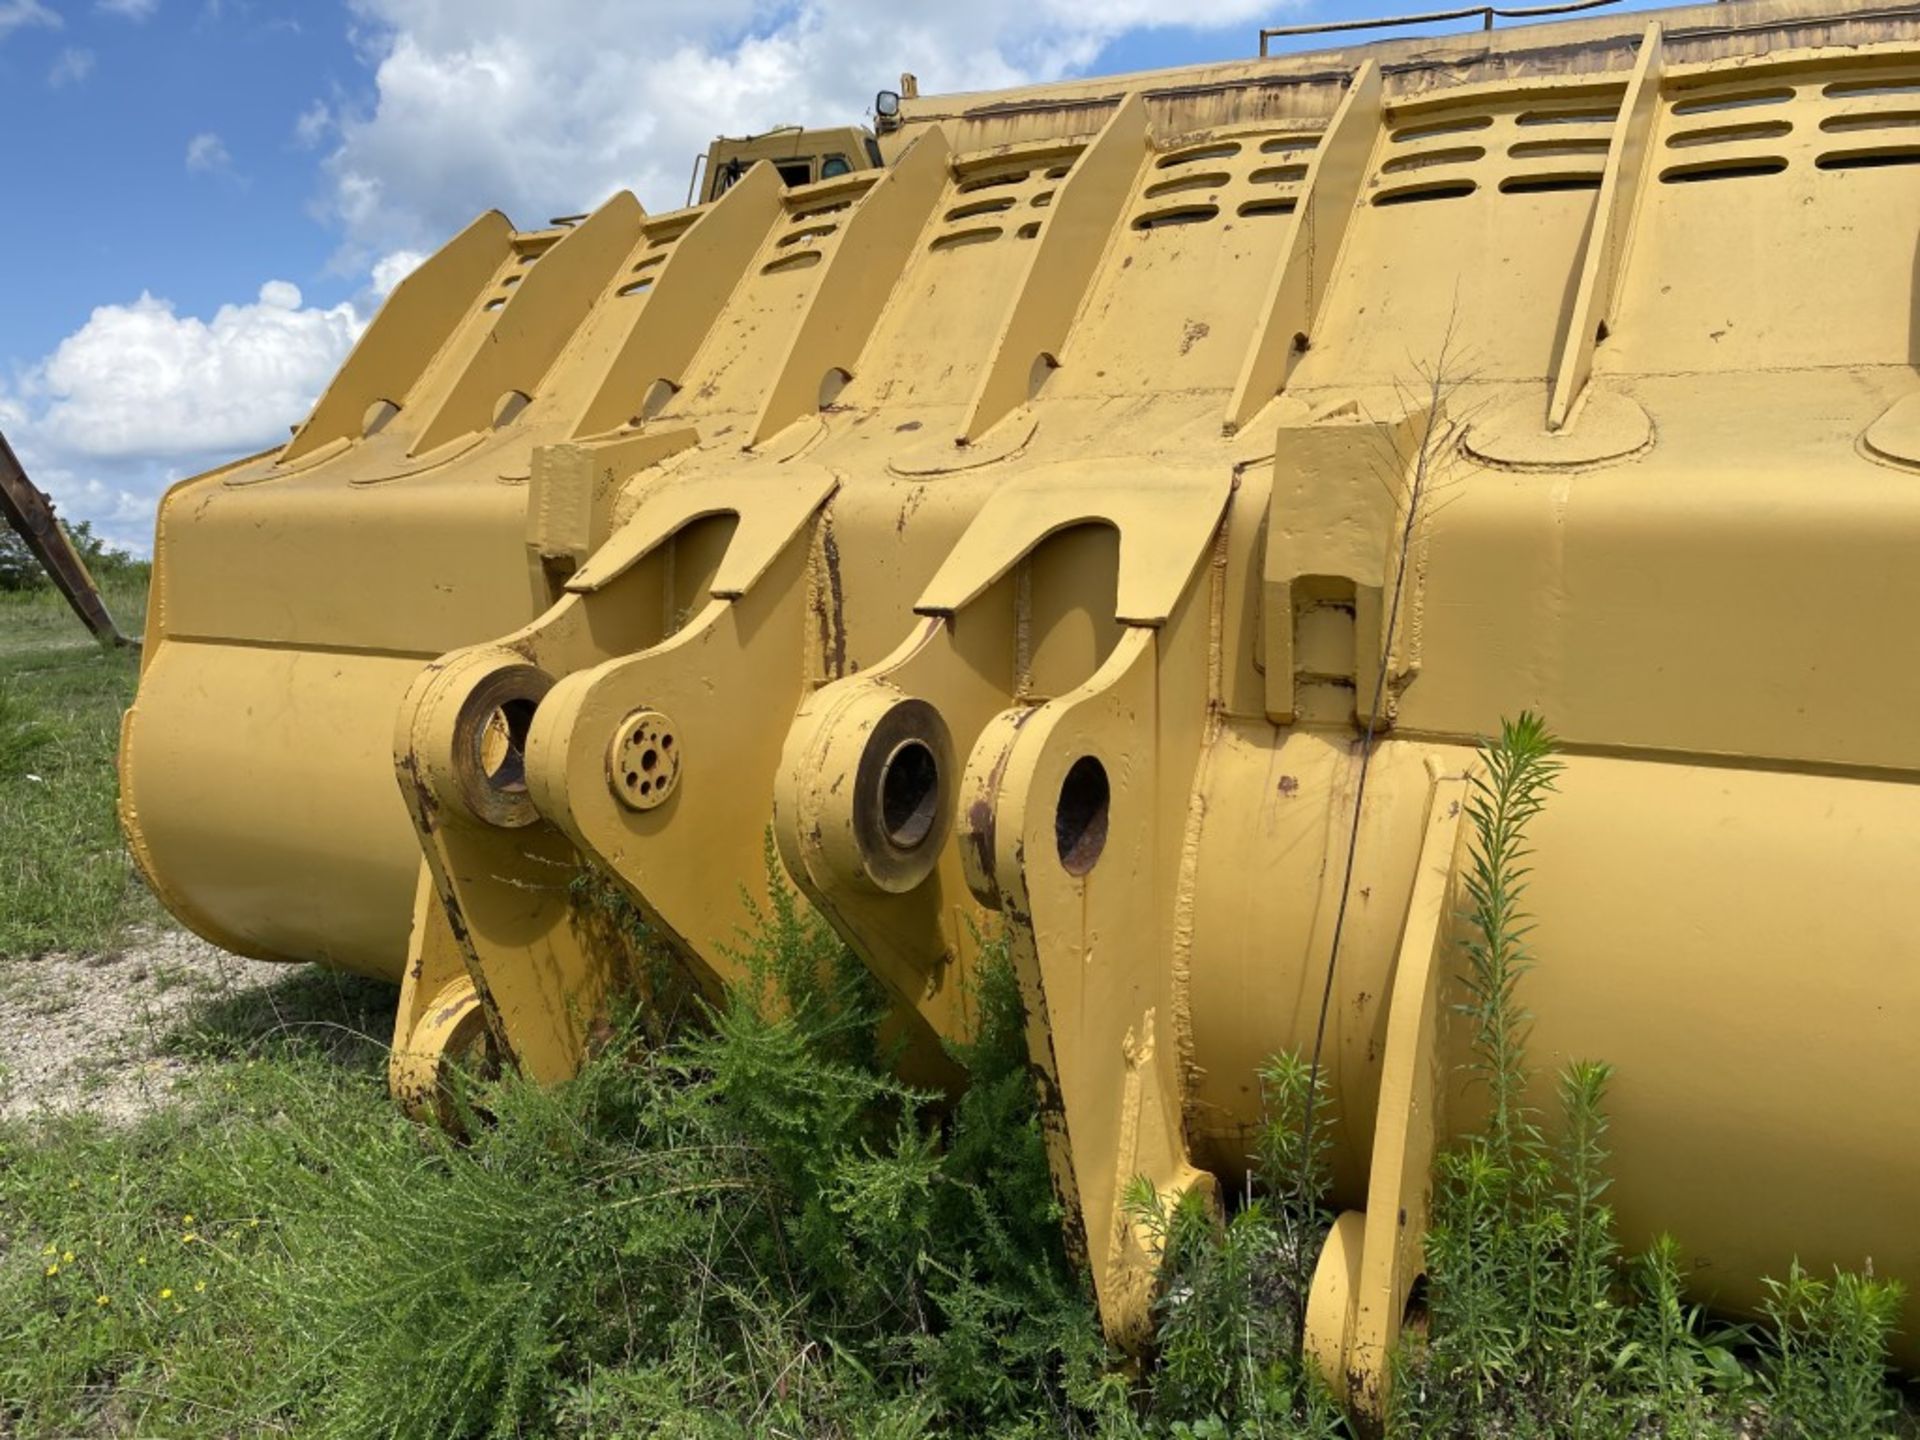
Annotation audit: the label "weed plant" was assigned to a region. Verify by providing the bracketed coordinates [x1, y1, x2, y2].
[1392, 715, 1910, 1439]
[1124, 1053, 1347, 1439]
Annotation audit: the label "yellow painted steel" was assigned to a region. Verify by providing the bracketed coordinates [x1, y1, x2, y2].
[120, 0, 1920, 1418]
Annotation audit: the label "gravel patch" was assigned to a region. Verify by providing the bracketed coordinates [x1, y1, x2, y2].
[0, 927, 386, 1122]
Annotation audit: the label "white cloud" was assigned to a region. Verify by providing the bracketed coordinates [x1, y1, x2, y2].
[316, 0, 1279, 267]
[3, 283, 364, 553]
[48, 46, 94, 87]
[185, 131, 232, 174]
[369, 248, 425, 297]
[97, 0, 158, 17]
[0, 0, 58, 40]
[294, 99, 332, 148]
[31, 282, 362, 461]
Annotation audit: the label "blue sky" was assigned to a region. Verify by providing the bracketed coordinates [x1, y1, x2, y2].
[3, 1, 362, 364]
[0, 0, 1665, 551]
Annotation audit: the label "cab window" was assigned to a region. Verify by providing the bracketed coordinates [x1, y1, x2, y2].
[775, 160, 812, 187]
[820, 153, 853, 179]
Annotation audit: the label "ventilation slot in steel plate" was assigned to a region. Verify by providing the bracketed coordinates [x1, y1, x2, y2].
[1670, 87, 1794, 116]
[1660, 157, 1788, 183]
[1823, 75, 1920, 100]
[1156, 141, 1242, 168]
[1509, 138, 1610, 159]
[1390, 115, 1491, 143]
[930, 226, 1004, 251]
[761, 250, 823, 274]
[1133, 204, 1220, 230]
[1821, 111, 1920, 133]
[1667, 120, 1793, 148]
[1500, 174, 1602, 194]
[1816, 146, 1920, 171]
[1384, 145, 1484, 174]
[1516, 105, 1619, 127]
[1144, 172, 1232, 199]
[1372, 179, 1477, 206]
[957, 169, 1030, 193]
[791, 199, 853, 222]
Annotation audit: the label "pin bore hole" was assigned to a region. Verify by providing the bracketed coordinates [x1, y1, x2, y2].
[482, 698, 539, 794]
[880, 739, 940, 850]
[1055, 756, 1110, 875]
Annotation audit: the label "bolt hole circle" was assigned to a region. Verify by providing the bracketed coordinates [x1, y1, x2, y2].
[609, 708, 681, 812]
[1055, 755, 1110, 876]
[879, 739, 940, 851]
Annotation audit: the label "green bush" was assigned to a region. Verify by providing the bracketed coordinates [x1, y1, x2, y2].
[1, 518, 146, 593]
[1763, 1260, 1908, 1440]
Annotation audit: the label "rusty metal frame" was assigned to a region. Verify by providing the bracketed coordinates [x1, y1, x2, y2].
[0, 428, 135, 648]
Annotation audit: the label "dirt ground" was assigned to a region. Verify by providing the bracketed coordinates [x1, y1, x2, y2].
[0, 927, 391, 1122]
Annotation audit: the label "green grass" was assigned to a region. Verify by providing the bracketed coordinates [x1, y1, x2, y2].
[0, 570, 157, 958]
[0, 892, 1133, 1440]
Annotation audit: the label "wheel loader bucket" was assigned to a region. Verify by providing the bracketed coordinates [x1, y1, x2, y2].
[121, 0, 1920, 1417]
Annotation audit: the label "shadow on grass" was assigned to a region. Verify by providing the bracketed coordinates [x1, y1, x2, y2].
[164, 964, 399, 1076]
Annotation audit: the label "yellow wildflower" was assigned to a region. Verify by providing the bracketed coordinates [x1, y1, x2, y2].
[159, 1288, 173, 1300]
[62, 1251, 74, 1263]
[193, 1280, 206, 1294]
[182, 1214, 194, 1225]
[181, 1232, 197, 1244]
[44, 1264, 58, 1277]
[95, 1295, 110, 1308]
[40, 1243, 54, 1256]
[66, 1179, 79, 1190]
[136, 1255, 147, 1266]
